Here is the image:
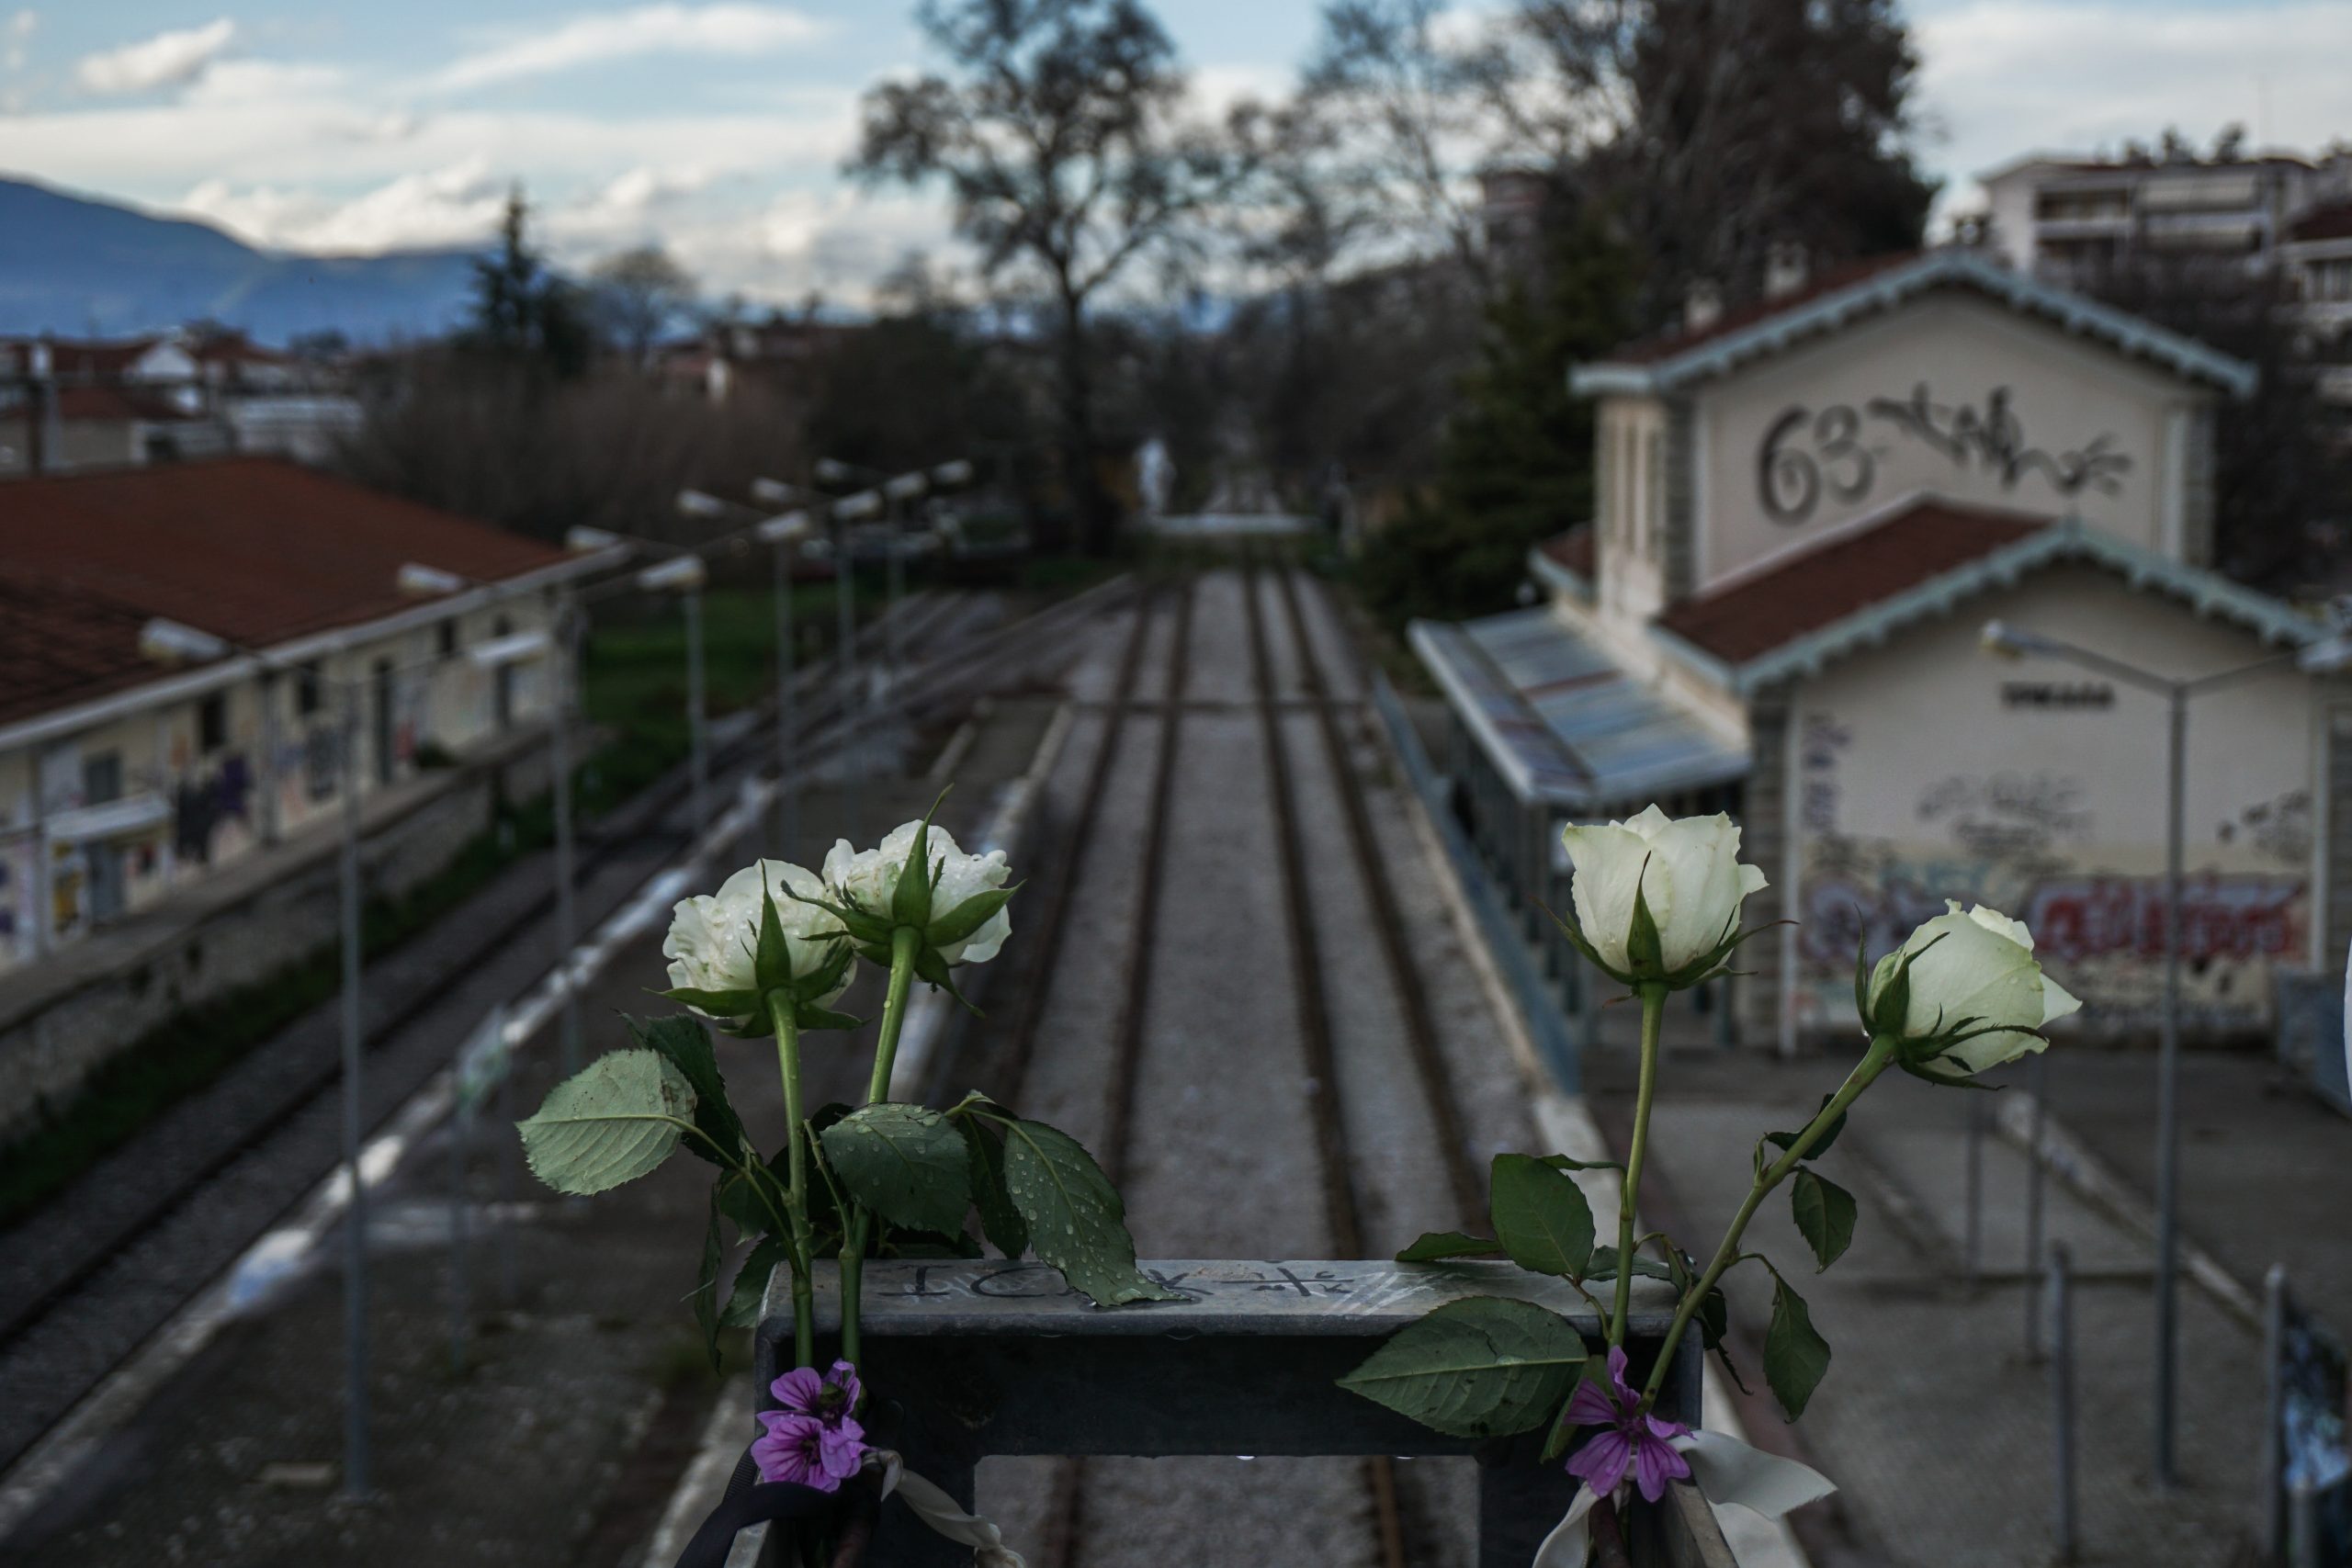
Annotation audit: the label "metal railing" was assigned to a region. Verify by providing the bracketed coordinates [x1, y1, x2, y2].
[746, 1258, 1731, 1567]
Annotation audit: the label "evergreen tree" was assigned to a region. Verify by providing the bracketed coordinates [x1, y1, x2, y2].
[464, 189, 593, 379]
[1357, 209, 1639, 627]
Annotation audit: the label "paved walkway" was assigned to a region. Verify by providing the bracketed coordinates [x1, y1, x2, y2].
[1589, 1041, 2320, 1567]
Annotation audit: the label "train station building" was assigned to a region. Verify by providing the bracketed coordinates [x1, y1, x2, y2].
[1413, 249, 2352, 1050]
[0, 457, 617, 1122]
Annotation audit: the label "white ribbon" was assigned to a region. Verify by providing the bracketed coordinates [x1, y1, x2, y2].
[1532, 1431, 1835, 1568]
[865, 1450, 1028, 1568]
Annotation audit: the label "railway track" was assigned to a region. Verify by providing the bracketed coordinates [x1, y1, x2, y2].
[970, 557, 1487, 1568]
[0, 578, 1129, 1478]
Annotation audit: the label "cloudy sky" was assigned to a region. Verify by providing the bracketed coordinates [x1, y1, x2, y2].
[2, 1, 2346, 306]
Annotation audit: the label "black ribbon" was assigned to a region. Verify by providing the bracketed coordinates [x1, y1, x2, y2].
[672, 1447, 865, 1568]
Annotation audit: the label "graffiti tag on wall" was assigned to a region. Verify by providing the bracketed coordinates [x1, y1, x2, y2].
[1758, 384, 2133, 524]
[2024, 874, 2305, 964]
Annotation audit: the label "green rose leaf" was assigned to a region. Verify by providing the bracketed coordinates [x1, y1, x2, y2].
[719, 1235, 788, 1331]
[1395, 1231, 1504, 1262]
[1791, 1168, 1860, 1271]
[1337, 1296, 1588, 1438]
[1583, 1245, 1674, 1284]
[1488, 1153, 1597, 1280]
[818, 1102, 972, 1236]
[629, 1014, 746, 1173]
[994, 1117, 1182, 1306]
[957, 1116, 1029, 1259]
[1764, 1093, 1849, 1161]
[517, 1048, 695, 1195]
[1764, 1272, 1832, 1419]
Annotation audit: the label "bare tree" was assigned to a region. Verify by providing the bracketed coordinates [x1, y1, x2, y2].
[1292, 0, 1521, 289]
[849, 0, 1256, 552]
[589, 244, 697, 367]
[1516, 0, 1935, 323]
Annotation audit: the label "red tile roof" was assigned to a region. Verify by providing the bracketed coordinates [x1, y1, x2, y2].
[1604, 253, 1922, 366]
[1539, 525, 1595, 580]
[0, 457, 572, 728]
[1656, 501, 2048, 666]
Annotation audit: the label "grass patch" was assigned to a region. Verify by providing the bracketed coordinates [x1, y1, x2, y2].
[0, 796, 562, 1231]
[0, 560, 1099, 1230]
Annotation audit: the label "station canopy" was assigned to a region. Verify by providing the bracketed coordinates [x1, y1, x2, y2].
[1410, 608, 1749, 810]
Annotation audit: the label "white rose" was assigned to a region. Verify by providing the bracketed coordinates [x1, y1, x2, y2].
[662, 860, 848, 1028]
[1872, 901, 2080, 1074]
[822, 819, 1012, 964]
[1558, 806, 1769, 982]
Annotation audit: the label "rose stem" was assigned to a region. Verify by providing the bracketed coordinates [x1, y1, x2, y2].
[838, 924, 923, 1371]
[1636, 1036, 1897, 1409]
[767, 991, 818, 1370]
[1611, 982, 1668, 1348]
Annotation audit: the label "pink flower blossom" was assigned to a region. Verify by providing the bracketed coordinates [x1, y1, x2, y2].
[1562, 1347, 1692, 1505]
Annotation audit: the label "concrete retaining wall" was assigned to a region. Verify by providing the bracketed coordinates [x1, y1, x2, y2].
[0, 739, 551, 1142]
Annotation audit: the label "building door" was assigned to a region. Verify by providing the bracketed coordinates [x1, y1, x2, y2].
[372, 659, 396, 786]
[82, 752, 125, 921]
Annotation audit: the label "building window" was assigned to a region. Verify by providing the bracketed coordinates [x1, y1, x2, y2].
[296, 661, 324, 716]
[437, 620, 459, 660]
[83, 751, 122, 806]
[198, 693, 228, 754]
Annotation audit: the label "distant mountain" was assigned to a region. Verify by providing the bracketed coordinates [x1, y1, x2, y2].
[0, 175, 483, 345]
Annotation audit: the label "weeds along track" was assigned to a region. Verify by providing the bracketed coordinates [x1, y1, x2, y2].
[972, 558, 1486, 1568]
[0, 580, 1130, 1476]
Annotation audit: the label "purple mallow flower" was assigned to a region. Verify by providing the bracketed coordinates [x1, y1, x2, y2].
[1562, 1347, 1692, 1505]
[773, 1359, 865, 1424]
[753, 1359, 867, 1492]
[752, 1411, 866, 1492]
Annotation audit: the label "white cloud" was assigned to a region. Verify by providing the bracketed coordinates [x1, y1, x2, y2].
[6, 10, 35, 73]
[1916, 1, 2352, 217]
[75, 17, 233, 96]
[184, 158, 514, 253]
[432, 4, 827, 93]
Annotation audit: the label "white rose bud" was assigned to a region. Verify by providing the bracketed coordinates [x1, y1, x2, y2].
[662, 860, 849, 1032]
[1869, 901, 2080, 1078]
[822, 818, 1013, 966]
[1556, 806, 1770, 987]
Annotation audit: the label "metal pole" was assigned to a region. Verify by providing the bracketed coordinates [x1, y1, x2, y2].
[684, 584, 709, 835]
[835, 514, 863, 846]
[2154, 683, 2187, 1489]
[1963, 1090, 1984, 1287]
[2025, 1049, 2051, 1358]
[258, 671, 283, 847]
[447, 1101, 470, 1373]
[550, 602, 583, 1081]
[773, 537, 798, 856]
[2263, 1265, 2289, 1562]
[2049, 1242, 2077, 1563]
[337, 681, 372, 1498]
[885, 495, 905, 687]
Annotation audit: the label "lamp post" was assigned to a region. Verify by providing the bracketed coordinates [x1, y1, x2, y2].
[1980, 617, 2350, 1488]
[400, 559, 598, 1078]
[680, 488, 815, 855]
[141, 602, 554, 1500]
[816, 457, 971, 688]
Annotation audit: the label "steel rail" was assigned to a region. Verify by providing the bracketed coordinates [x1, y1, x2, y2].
[0, 584, 1120, 1473]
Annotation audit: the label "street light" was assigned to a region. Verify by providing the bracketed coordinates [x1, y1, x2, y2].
[636, 551, 712, 830]
[1980, 616, 2351, 1488]
[398, 558, 599, 1080]
[141, 599, 551, 1501]
[675, 486, 817, 856]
